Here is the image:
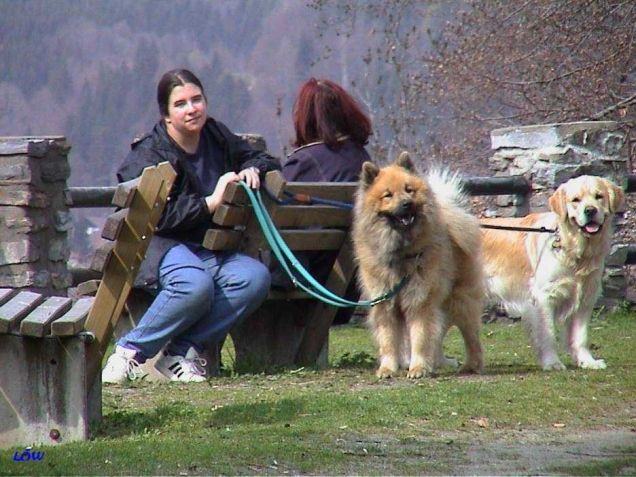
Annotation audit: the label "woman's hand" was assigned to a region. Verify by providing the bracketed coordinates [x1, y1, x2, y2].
[238, 166, 260, 189]
[205, 171, 240, 213]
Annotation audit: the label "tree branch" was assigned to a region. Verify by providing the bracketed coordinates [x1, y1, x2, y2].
[588, 92, 636, 120]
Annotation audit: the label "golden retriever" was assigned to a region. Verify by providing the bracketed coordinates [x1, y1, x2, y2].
[481, 175, 624, 370]
[352, 152, 484, 378]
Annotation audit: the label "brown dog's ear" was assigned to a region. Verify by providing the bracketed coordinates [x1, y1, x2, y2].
[548, 185, 567, 219]
[602, 178, 624, 213]
[360, 161, 379, 189]
[396, 151, 416, 173]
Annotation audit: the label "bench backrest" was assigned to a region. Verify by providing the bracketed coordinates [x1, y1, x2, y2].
[83, 161, 175, 384]
[0, 161, 176, 388]
[203, 170, 357, 254]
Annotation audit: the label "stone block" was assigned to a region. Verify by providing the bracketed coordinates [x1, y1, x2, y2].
[0, 156, 32, 184]
[606, 244, 630, 266]
[27, 137, 69, 158]
[552, 161, 611, 186]
[509, 152, 538, 173]
[40, 159, 71, 183]
[0, 241, 40, 266]
[495, 194, 513, 207]
[0, 267, 50, 288]
[53, 211, 73, 233]
[51, 270, 73, 290]
[0, 208, 49, 234]
[48, 238, 70, 262]
[0, 185, 50, 208]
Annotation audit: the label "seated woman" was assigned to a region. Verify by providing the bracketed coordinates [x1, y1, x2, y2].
[272, 78, 373, 324]
[102, 69, 280, 384]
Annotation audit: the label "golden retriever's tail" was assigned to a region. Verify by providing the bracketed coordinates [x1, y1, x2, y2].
[426, 168, 481, 256]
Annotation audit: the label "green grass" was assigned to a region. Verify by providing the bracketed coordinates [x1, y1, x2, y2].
[2, 307, 635, 475]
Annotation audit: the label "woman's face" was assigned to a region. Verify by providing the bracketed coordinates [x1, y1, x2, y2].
[165, 82, 207, 137]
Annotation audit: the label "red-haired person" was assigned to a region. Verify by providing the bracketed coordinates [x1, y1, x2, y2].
[284, 78, 372, 182]
[273, 78, 372, 323]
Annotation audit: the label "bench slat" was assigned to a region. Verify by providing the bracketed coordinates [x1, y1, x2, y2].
[203, 229, 346, 251]
[212, 204, 250, 227]
[270, 206, 351, 228]
[213, 204, 351, 228]
[101, 208, 129, 241]
[112, 177, 140, 208]
[90, 241, 115, 272]
[253, 230, 346, 251]
[0, 288, 18, 306]
[20, 296, 73, 337]
[283, 182, 356, 203]
[221, 181, 248, 205]
[0, 291, 46, 333]
[75, 280, 101, 297]
[51, 297, 95, 336]
[203, 229, 243, 250]
[219, 181, 356, 207]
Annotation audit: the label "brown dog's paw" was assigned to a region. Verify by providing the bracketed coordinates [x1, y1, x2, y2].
[376, 367, 394, 379]
[407, 365, 432, 379]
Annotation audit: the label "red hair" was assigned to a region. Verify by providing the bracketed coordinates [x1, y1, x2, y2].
[292, 78, 372, 149]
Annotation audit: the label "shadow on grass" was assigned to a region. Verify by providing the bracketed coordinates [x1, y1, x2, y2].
[207, 398, 306, 427]
[95, 398, 307, 439]
[94, 401, 197, 438]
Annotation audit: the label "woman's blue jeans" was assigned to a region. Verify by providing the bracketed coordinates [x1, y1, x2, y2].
[118, 244, 271, 360]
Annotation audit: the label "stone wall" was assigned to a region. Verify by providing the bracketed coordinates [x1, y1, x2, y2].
[488, 121, 631, 306]
[0, 137, 73, 295]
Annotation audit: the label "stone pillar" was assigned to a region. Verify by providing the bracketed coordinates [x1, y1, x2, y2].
[0, 137, 73, 296]
[488, 121, 630, 306]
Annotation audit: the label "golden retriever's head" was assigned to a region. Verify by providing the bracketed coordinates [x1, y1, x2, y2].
[548, 175, 624, 236]
[359, 151, 434, 235]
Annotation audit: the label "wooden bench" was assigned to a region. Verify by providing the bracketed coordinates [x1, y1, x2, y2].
[201, 170, 358, 372]
[0, 161, 175, 448]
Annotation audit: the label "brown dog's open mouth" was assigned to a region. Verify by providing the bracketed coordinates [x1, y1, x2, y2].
[382, 211, 416, 229]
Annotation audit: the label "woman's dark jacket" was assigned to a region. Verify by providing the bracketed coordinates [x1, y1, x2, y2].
[282, 139, 369, 182]
[117, 117, 281, 290]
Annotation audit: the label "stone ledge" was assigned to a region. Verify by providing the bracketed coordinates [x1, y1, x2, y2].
[0, 137, 68, 157]
[491, 121, 621, 150]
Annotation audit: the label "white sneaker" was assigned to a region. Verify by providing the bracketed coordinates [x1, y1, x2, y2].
[155, 348, 207, 383]
[102, 346, 148, 384]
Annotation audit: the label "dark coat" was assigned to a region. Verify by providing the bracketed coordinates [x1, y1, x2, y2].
[282, 139, 370, 182]
[117, 117, 281, 290]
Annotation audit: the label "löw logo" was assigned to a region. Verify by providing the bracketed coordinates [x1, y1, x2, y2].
[13, 446, 45, 462]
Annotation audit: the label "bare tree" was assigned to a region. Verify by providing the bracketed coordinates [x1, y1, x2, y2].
[313, 0, 636, 173]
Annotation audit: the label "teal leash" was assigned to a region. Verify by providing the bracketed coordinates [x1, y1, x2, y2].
[238, 181, 408, 308]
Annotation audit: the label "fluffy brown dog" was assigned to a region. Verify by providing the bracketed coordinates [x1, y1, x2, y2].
[352, 152, 484, 378]
[481, 175, 624, 370]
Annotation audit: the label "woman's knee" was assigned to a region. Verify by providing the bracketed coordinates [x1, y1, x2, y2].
[162, 266, 214, 309]
[246, 260, 271, 301]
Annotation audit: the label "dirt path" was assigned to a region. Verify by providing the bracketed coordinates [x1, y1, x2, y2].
[447, 429, 636, 475]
